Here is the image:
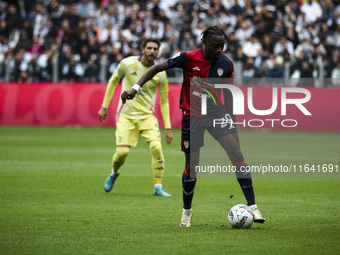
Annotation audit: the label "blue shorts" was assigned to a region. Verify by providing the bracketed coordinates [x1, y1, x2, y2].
[181, 109, 238, 153]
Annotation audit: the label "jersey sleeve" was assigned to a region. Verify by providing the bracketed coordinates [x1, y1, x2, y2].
[227, 62, 234, 78]
[158, 71, 171, 129]
[223, 60, 235, 119]
[101, 59, 127, 108]
[223, 60, 234, 86]
[167, 51, 187, 69]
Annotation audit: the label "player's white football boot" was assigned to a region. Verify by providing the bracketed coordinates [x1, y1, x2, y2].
[179, 208, 193, 227]
[249, 204, 265, 223]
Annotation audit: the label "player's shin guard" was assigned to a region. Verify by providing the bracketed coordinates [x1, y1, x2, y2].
[112, 146, 130, 173]
[233, 159, 255, 206]
[182, 168, 197, 209]
[149, 141, 164, 185]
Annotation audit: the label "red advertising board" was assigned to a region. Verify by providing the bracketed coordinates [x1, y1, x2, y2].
[0, 83, 182, 128]
[0, 83, 339, 131]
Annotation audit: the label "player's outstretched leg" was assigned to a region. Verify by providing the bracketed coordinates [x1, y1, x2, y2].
[149, 141, 171, 197]
[233, 159, 265, 223]
[104, 146, 130, 192]
[218, 133, 266, 223]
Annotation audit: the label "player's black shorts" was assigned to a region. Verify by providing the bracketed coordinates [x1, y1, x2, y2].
[181, 109, 238, 153]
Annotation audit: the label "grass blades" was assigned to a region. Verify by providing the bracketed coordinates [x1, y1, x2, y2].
[0, 126, 339, 254]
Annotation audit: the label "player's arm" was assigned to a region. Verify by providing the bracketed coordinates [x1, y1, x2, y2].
[158, 72, 173, 144]
[121, 60, 170, 103]
[98, 61, 125, 122]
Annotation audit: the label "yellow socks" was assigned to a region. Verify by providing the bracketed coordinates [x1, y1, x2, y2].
[149, 141, 164, 185]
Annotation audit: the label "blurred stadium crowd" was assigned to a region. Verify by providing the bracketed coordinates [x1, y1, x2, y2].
[0, 0, 339, 85]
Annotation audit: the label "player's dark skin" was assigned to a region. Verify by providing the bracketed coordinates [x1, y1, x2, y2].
[121, 35, 243, 174]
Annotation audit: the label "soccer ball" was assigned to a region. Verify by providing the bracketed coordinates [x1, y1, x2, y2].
[228, 204, 254, 229]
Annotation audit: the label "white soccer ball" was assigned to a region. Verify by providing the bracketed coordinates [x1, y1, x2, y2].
[228, 204, 254, 229]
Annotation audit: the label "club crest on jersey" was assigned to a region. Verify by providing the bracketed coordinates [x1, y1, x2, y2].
[217, 68, 224, 76]
[183, 141, 189, 149]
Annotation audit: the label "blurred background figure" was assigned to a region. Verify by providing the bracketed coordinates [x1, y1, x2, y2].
[0, 0, 338, 86]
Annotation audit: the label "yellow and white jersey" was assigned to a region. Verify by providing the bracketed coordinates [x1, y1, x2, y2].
[101, 56, 171, 129]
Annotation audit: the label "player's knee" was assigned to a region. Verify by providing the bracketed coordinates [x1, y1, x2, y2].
[149, 141, 164, 163]
[113, 146, 130, 161]
[230, 149, 243, 163]
[112, 147, 130, 169]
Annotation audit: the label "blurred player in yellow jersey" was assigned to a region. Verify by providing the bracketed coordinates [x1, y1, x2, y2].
[98, 38, 173, 196]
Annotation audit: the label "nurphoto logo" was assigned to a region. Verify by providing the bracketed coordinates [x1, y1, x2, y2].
[199, 84, 311, 128]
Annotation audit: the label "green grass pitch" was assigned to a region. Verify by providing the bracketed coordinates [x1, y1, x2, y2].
[0, 126, 339, 254]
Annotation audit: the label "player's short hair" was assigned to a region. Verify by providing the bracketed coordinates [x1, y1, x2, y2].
[201, 26, 227, 42]
[142, 38, 161, 49]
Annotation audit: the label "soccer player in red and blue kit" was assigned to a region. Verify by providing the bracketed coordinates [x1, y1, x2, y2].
[122, 26, 265, 227]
